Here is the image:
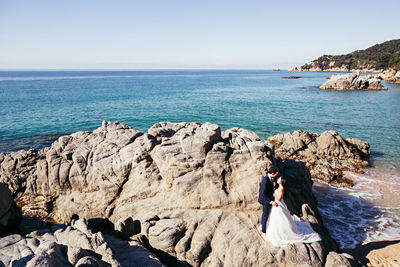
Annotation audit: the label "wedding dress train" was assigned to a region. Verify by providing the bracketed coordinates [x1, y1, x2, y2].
[265, 197, 322, 247]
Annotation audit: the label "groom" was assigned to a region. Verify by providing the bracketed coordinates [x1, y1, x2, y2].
[258, 167, 279, 235]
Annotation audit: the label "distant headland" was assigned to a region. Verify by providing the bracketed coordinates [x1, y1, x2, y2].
[289, 39, 400, 84]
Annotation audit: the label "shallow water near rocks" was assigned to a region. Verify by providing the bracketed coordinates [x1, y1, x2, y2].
[313, 167, 400, 248]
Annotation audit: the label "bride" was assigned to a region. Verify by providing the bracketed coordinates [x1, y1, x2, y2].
[264, 177, 322, 247]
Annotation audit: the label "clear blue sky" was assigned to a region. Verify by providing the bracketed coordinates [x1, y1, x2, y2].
[0, 0, 399, 69]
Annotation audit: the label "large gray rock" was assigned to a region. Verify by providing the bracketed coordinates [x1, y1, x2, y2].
[0, 219, 164, 266]
[268, 130, 370, 184]
[0, 149, 39, 195]
[115, 216, 141, 239]
[320, 72, 387, 90]
[378, 68, 400, 84]
[325, 251, 358, 267]
[0, 121, 354, 266]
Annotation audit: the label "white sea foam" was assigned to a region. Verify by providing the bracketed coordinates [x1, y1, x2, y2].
[312, 167, 400, 248]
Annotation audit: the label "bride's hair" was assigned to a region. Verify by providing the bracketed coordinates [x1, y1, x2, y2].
[274, 177, 288, 193]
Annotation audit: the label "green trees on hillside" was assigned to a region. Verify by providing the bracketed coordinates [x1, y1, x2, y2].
[304, 39, 400, 70]
[389, 51, 400, 70]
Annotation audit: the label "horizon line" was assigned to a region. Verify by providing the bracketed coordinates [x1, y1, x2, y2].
[0, 67, 289, 71]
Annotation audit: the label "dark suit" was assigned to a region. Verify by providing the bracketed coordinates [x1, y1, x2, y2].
[258, 174, 275, 233]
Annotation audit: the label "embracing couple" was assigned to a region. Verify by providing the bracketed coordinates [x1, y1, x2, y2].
[258, 167, 322, 247]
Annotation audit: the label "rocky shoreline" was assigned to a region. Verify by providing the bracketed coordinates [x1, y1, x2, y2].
[288, 38, 400, 85]
[378, 68, 400, 84]
[0, 121, 365, 266]
[289, 66, 400, 85]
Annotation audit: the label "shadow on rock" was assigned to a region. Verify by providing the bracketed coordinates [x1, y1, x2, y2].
[86, 216, 141, 241]
[19, 216, 52, 235]
[86, 216, 188, 266]
[342, 239, 400, 266]
[0, 183, 22, 237]
[140, 235, 192, 267]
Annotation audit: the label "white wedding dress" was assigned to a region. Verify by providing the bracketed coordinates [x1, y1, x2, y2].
[264, 193, 322, 247]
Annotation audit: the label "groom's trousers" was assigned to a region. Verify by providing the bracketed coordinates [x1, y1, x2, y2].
[261, 204, 272, 233]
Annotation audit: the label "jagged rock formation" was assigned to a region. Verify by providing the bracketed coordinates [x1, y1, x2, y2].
[320, 72, 387, 90]
[268, 130, 370, 184]
[0, 149, 39, 195]
[378, 68, 400, 84]
[0, 218, 164, 266]
[0, 121, 357, 266]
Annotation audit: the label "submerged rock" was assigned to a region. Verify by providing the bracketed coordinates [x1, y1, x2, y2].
[320, 72, 387, 90]
[283, 76, 301, 79]
[268, 130, 370, 184]
[0, 121, 355, 266]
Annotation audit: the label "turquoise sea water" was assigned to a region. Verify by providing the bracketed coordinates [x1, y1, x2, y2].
[1, 70, 399, 169]
[1, 70, 400, 248]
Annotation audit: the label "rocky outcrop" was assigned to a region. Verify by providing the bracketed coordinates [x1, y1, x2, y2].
[0, 218, 164, 266]
[0, 183, 22, 236]
[0, 149, 39, 196]
[320, 72, 387, 90]
[378, 68, 400, 84]
[325, 251, 358, 267]
[283, 76, 301, 79]
[288, 63, 400, 85]
[289, 66, 382, 73]
[300, 64, 351, 73]
[268, 130, 370, 184]
[0, 121, 355, 266]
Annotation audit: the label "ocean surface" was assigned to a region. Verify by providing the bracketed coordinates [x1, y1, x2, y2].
[0, 70, 399, 248]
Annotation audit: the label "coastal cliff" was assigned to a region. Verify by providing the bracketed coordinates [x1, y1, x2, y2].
[0, 121, 358, 266]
